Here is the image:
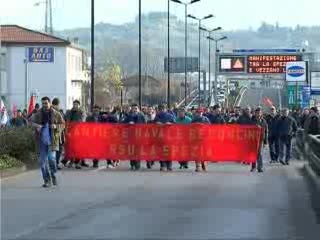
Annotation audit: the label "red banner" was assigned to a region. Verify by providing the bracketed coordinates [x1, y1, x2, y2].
[65, 123, 263, 163]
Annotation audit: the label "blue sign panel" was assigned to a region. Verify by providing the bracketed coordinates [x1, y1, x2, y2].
[311, 88, 320, 95]
[301, 86, 311, 108]
[233, 49, 299, 53]
[28, 47, 54, 62]
[287, 65, 305, 78]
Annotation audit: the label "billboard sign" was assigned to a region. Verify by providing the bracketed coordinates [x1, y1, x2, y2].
[219, 56, 245, 73]
[247, 55, 302, 74]
[28, 47, 54, 63]
[286, 61, 307, 82]
[311, 72, 320, 89]
[164, 57, 198, 73]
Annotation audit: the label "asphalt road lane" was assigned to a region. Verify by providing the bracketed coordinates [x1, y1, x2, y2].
[1, 159, 320, 240]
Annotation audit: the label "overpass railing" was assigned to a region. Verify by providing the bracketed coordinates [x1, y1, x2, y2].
[296, 129, 320, 177]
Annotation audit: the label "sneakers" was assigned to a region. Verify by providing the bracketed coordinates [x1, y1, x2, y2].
[42, 182, 51, 188]
[258, 169, 264, 173]
[81, 161, 90, 167]
[107, 164, 114, 169]
[279, 160, 286, 165]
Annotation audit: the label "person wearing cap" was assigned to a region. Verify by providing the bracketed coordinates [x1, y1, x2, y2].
[192, 108, 210, 172]
[251, 107, 268, 172]
[277, 108, 298, 165]
[154, 104, 176, 171]
[176, 107, 192, 169]
[265, 106, 280, 163]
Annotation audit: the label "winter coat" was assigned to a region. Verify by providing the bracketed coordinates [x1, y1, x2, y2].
[265, 114, 280, 137]
[277, 116, 298, 137]
[31, 107, 65, 151]
[154, 112, 175, 124]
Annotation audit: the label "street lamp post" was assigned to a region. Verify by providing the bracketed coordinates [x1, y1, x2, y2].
[139, 0, 142, 108]
[201, 26, 222, 106]
[171, 0, 200, 107]
[90, 0, 95, 110]
[188, 14, 214, 107]
[208, 36, 227, 103]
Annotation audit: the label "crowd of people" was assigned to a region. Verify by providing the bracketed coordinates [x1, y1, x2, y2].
[1, 96, 320, 187]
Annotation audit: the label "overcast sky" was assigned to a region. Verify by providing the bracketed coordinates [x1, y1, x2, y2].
[1, 0, 319, 31]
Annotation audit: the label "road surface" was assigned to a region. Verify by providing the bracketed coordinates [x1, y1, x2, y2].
[1, 155, 320, 240]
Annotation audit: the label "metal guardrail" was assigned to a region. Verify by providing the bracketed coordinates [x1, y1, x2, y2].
[296, 129, 320, 177]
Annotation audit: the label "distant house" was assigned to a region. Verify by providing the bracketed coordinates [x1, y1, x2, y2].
[0, 25, 90, 111]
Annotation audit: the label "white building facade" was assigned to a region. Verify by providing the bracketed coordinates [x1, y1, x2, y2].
[0, 25, 90, 111]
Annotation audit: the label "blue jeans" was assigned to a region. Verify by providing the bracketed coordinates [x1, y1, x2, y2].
[39, 141, 57, 182]
[279, 136, 292, 162]
[252, 149, 263, 170]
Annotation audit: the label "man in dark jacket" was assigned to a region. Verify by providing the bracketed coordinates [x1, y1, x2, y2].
[86, 105, 103, 168]
[251, 107, 268, 172]
[123, 104, 146, 170]
[154, 104, 175, 171]
[265, 106, 280, 163]
[207, 104, 225, 124]
[237, 106, 252, 125]
[192, 108, 210, 172]
[65, 100, 87, 169]
[277, 108, 298, 165]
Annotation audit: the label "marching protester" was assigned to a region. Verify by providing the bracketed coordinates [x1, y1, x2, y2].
[10, 109, 28, 128]
[31, 96, 65, 187]
[207, 104, 226, 124]
[175, 107, 192, 169]
[154, 104, 175, 171]
[65, 100, 87, 169]
[100, 105, 119, 168]
[265, 106, 280, 163]
[145, 105, 156, 169]
[303, 106, 320, 135]
[123, 103, 146, 170]
[86, 105, 103, 168]
[251, 107, 268, 173]
[51, 98, 66, 170]
[277, 108, 298, 165]
[192, 108, 210, 172]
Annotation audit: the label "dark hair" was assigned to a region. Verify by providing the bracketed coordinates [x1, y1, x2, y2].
[17, 109, 22, 113]
[158, 104, 167, 110]
[131, 103, 139, 108]
[73, 100, 80, 105]
[213, 104, 221, 110]
[41, 96, 51, 102]
[52, 98, 60, 106]
[93, 104, 101, 110]
[35, 103, 40, 109]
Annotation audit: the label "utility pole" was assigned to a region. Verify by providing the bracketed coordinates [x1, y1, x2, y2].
[34, 0, 53, 34]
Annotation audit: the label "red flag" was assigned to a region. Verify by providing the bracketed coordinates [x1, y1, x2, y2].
[12, 104, 18, 118]
[263, 97, 273, 107]
[28, 96, 36, 114]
